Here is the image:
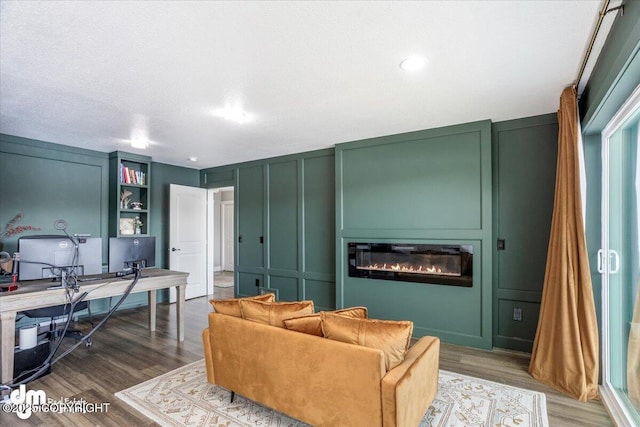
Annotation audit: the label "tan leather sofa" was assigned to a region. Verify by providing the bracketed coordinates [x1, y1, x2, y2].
[202, 311, 440, 427]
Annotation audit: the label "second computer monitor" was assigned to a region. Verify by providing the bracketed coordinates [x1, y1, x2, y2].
[108, 236, 156, 273]
[18, 235, 102, 281]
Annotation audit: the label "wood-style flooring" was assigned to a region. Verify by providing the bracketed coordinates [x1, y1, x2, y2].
[1, 286, 612, 426]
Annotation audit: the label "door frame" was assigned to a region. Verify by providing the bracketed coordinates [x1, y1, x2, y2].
[599, 84, 640, 427]
[207, 186, 234, 286]
[221, 200, 234, 272]
[169, 183, 208, 301]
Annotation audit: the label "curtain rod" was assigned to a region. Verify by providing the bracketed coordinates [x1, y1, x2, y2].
[575, 1, 624, 89]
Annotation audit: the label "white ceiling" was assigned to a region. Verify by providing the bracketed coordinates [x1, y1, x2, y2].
[0, 1, 601, 169]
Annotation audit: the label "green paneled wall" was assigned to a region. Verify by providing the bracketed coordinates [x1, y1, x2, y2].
[581, 0, 640, 134]
[3, 110, 563, 352]
[304, 155, 335, 276]
[341, 131, 482, 231]
[269, 160, 298, 272]
[0, 134, 109, 260]
[0, 134, 199, 315]
[237, 164, 265, 270]
[336, 120, 494, 349]
[492, 114, 558, 352]
[201, 149, 336, 310]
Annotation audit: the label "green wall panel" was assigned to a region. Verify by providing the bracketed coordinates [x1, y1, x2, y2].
[341, 131, 482, 231]
[0, 134, 108, 263]
[237, 165, 265, 269]
[2, 153, 104, 239]
[269, 275, 298, 301]
[336, 121, 493, 349]
[496, 299, 541, 352]
[304, 279, 335, 311]
[303, 154, 335, 275]
[581, 0, 640, 134]
[492, 114, 557, 352]
[204, 168, 235, 186]
[204, 149, 336, 309]
[494, 116, 557, 294]
[268, 160, 298, 271]
[1, 134, 200, 314]
[238, 272, 263, 296]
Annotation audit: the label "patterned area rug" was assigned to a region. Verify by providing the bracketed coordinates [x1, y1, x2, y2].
[116, 360, 548, 427]
[213, 273, 234, 288]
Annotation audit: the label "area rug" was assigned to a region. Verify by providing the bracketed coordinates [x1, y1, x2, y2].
[213, 274, 234, 288]
[116, 360, 548, 427]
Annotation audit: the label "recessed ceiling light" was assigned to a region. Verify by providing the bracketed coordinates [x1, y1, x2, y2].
[399, 56, 427, 72]
[188, 157, 198, 162]
[131, 137, 149, 149]
[224, 110, 246, 123]
[213, 106, 249, 124]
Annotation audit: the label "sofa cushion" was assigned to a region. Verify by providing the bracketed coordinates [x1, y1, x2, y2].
[240, 299, 315, 327]
[321, 312, 413, 370]
[283, 306, 368, 336]
[209, 293, 275, 317]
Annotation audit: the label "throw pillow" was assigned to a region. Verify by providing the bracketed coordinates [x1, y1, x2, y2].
[240, 299, 315, 327]
[283, 306, 368, 336]
[320, 312, 413, 371]
[209, 293, 275, 317]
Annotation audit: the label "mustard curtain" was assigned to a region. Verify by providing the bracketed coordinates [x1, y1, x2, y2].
[528, 86, 599, 402]
[630, 280, 640, 409]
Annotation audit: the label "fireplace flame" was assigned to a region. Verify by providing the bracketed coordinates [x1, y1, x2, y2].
[357, 263, 461, 277]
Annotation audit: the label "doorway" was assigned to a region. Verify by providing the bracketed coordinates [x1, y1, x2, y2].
[208, 187, 235, 294]
[600, 84, 640, 426]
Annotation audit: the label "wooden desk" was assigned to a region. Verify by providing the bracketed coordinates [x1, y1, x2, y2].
[0, 268, 188, 386]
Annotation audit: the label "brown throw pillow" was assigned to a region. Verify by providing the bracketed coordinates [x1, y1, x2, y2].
[283, 306, 368, 336]
[240, 299, 315, 327]
[320, 312, 413, 371]
[209, 293, 275, 317]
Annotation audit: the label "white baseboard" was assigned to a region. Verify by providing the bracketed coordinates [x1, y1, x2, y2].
[213, 266, 222, 272]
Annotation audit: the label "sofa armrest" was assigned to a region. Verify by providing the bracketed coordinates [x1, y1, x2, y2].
[202, 328, 215, 384]
[381, 336, 440, 427]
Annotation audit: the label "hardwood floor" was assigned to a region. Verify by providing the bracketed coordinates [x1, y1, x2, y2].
[1, 289, 612, 426]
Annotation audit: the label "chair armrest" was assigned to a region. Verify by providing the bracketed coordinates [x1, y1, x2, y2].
[202, 328, 215, 383]
[381, 336, 440, 427]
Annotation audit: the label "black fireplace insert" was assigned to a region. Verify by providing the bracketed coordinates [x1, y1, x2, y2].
[348, 242, 473, 287]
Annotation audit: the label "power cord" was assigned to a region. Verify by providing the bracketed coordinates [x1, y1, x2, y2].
[2, 268, 142, 389]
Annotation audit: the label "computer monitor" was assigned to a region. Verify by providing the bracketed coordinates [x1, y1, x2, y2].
[108, 236, 156, 273]
[18, 235, 103, 281]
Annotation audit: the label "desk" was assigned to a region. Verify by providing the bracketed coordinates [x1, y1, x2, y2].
[0, 268, 188, 386]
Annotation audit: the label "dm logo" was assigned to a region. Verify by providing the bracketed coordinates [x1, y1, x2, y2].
[10, 384, 46, 419]
[133, 239, 140, 246]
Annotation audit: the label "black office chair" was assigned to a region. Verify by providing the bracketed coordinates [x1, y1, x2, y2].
[21, 301, 93, 348]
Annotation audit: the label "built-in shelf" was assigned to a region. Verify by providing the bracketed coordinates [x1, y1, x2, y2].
[109, 151, 151, 237]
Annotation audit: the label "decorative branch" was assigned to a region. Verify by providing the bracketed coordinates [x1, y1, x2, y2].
[0, 213, 41, 242]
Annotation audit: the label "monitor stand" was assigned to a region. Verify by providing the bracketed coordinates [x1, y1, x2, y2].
[46, 270, 70, 290]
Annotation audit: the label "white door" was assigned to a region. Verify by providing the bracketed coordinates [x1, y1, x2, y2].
[169, 184, 208, 301]
[222, 202, 234, 271]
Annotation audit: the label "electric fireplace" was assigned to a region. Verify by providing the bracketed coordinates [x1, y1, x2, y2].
[348, 243, 473, 287]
